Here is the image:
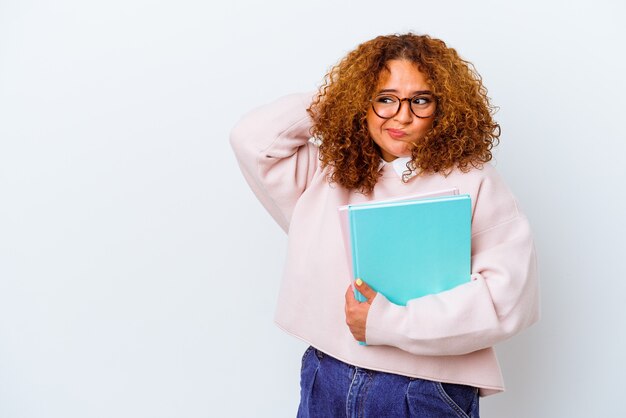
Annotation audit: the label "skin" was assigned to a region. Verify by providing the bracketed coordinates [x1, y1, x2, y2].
[344, 59, 436, 342]
[366, 59, 436, 162]
[345, 279, 377, 342]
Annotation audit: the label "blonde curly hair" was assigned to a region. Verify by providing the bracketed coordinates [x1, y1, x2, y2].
[307, 33, 500, 194]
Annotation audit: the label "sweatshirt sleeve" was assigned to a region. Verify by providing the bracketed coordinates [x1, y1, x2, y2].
[229, 93, 318, 232]
[365, 166, 540, 356]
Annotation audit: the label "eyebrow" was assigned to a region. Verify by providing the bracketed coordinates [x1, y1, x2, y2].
[377, 89, 433, 95]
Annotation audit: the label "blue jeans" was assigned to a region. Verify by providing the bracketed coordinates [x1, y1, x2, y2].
[297, 347, 479, 418]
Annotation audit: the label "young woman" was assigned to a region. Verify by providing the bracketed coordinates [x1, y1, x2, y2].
[230, 33, 539, 418]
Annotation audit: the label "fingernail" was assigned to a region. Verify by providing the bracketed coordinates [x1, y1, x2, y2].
[356, 278, 363, 286]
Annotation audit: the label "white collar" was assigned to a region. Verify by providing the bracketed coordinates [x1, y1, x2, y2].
[381, 157, 417, 180]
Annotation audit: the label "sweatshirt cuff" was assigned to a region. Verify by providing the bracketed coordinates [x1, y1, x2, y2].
[365, 292, 406, 346]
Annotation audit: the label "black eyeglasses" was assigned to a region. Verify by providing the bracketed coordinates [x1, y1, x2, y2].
[370, 93, 437, 119]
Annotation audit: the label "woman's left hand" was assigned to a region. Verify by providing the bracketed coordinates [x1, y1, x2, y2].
[344, 279, 378, 343]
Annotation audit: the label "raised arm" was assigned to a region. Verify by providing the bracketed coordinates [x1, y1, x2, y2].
[230, 93, 319, 232]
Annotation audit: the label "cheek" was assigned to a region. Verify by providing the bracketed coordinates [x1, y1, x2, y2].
[414, 120, 434, 138]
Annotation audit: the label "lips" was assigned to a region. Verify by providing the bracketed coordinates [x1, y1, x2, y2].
[386, 128, 407, 139]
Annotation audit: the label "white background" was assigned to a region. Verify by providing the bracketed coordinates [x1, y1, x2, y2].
[1, 1, 625, 417]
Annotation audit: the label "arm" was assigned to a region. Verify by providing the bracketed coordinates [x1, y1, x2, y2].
[230, 93, 318, 232]
[364, 168, 540, 356]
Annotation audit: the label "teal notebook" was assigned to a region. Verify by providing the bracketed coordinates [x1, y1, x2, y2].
[348, 194, 471, 306]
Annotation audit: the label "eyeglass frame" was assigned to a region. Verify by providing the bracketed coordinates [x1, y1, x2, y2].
[369, 92, 438, 119]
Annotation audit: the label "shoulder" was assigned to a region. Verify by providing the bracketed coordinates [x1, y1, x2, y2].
[444, 162, 502, 183]
[446, 163, 522, 234]
[441, 163, 512, 197]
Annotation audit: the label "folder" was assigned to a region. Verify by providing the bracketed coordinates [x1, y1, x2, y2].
[338, 187, 459, 288]
[338, 188, 459, 282]
[341, 192, 471, 306]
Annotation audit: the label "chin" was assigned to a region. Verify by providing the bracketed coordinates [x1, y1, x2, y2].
[390, 148, 411, 159]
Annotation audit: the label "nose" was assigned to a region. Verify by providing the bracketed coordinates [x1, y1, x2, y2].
[393, 99, 413, 123]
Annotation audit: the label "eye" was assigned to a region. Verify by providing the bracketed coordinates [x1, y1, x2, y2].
[411, 96, 432, 106]
[374, 95, 398, 104]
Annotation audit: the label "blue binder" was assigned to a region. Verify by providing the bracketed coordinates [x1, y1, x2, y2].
[348, 194, 471, 306]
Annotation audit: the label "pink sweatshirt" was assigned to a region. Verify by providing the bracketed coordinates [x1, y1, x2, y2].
[230, 93, 540, 396]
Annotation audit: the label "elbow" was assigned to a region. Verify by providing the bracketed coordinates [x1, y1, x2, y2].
[442, 302, 540, 356]
[229, 122, 249, 157]
[229, 120, 264, 170]
[496, 294, 541, 346]
[509, 274, 541, 335]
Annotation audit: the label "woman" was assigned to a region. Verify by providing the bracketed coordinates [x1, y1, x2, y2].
[230, 33, 539, 418]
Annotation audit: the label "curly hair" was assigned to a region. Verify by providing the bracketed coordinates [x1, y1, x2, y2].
[307, 33, 501, 194]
